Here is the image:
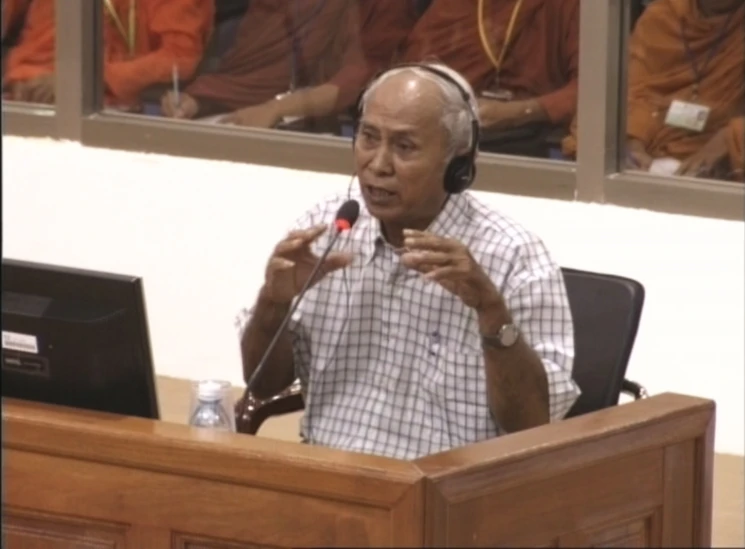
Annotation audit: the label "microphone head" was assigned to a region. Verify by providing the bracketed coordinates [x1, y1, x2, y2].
[334, 199, 360, 232]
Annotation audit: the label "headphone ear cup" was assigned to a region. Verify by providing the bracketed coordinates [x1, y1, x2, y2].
[444, 155, 475, 194]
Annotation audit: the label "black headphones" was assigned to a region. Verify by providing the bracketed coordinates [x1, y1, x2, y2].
[353, 63, 480, 194]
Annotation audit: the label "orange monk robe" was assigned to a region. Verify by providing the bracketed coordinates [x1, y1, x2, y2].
[2, 0, 33, 40]
[726, 117, 744, 180]
[326, 0, 419, 112]
[563, 0, 744, 159]
[185, 0, 417, 113]
[401, 0, 580, 126]
[3, 0, 214, 106]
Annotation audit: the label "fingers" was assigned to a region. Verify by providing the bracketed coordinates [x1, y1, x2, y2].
[322, 252, 354, 273]
[161, 92, 176, 117]
[36, 83, 54, 104]
[423, 266, 459, 282]
[403, 229, 457, 252]
[286, 224, 328, 243]
[676, 159, 700, 177]
[273, 224, 328, 256]
[162, 92, 195, 119]
[266, 256, 294, 273]
[400, 250, 451, 272]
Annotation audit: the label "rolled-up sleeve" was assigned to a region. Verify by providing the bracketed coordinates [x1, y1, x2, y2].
[502, 238, 580, 422]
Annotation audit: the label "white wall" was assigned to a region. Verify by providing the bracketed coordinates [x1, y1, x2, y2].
[3, 136, 743, 455]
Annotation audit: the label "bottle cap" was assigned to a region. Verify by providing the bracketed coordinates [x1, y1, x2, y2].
[197, 380, 224, 402]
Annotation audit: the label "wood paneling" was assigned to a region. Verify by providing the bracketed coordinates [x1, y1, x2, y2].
[415, 393, 715, 547]
[3, 393, 714, 548]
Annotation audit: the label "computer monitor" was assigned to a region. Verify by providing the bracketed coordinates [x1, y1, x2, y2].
[1, 259, 159, 419]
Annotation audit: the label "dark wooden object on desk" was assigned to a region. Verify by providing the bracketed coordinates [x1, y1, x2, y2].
[3, 392, 714, 547]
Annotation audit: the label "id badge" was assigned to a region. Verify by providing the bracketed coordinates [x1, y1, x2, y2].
[664, 100, 710, 132]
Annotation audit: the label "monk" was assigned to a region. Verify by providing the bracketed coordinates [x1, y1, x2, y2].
[3, 0, 214, 108]
[160, 0, 418, 127]
[563, 0, 744, 180]
[401, 0, 580, 133]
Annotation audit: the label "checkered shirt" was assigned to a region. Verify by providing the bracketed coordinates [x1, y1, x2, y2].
[236, 189, 579, 460]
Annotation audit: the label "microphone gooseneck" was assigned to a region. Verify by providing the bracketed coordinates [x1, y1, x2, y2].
[245, 200, 360, 395]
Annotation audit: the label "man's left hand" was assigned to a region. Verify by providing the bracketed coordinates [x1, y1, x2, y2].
[400, 229, 501, 311]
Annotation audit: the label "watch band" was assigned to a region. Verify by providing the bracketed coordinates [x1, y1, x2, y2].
[481, 333, 506, 349]
[481, 323, 520, 349]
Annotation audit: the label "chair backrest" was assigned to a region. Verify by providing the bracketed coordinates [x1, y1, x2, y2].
[561, 268, 645, 418]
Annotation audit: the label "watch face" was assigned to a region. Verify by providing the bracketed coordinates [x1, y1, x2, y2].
[500, 324, 519, 347]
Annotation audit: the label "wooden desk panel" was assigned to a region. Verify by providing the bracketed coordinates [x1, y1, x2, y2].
[3, 393, 714, 548]
[414, 393, 714, 547]
[2, 399, 424, 548]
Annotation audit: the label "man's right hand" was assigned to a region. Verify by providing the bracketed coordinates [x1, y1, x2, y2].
[160, 91, 199, 119]
[262, 224, 353, 305]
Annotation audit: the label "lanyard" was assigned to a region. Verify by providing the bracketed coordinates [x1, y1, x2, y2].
[477, 0, 524, 78]
[679, 16, 730, 99]
[285, 0, 326, 92]
[104, 0, 136, 57]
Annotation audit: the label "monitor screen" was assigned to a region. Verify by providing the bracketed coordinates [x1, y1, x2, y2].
[2, 259, 159, 419]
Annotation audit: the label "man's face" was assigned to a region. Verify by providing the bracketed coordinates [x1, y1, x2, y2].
[354, 73, 452, 229]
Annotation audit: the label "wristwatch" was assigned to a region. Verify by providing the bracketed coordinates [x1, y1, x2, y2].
[481, 323, 520, 349]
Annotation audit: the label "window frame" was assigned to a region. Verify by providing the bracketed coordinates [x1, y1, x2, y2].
[2, 0, 742, 221]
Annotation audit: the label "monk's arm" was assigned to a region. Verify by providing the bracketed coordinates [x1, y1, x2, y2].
[480, 2, 579, 130]
[104, 0, 214, 103]
[533, 2, 580, 125]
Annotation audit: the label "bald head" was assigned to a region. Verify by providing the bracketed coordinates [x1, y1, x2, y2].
[359, 64, 479, 157]
[367, 70, 449, 115]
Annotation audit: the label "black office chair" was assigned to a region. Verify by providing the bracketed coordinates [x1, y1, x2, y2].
[236, 268, 648, 434]
[561, 268, 647, 418]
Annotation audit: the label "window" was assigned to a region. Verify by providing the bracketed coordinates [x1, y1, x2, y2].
[2, 0, 56, 107]
[97, 0, 580, 165]
[2, 0, 742, 220]
[618, 0, 744, 184]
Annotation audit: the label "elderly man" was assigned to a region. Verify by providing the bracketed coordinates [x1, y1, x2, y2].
[236, 63, 580, 460]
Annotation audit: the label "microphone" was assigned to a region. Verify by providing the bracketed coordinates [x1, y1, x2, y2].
[244, 200, 360, 396]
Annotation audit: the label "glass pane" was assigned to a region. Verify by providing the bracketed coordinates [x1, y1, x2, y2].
[402, 0, 579, 162]
[102, 0, 578, 163]
[619, 0, 743, 183]
[2, 0, 56, 107]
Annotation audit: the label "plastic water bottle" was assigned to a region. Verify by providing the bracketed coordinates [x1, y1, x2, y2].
[189, 380, 234, 431]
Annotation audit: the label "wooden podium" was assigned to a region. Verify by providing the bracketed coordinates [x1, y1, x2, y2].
[3, 392, 714, 548]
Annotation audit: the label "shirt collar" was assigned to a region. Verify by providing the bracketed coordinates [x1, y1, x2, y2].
[358, 193, 470, 265]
